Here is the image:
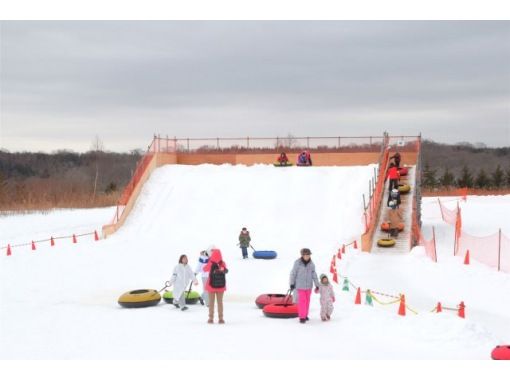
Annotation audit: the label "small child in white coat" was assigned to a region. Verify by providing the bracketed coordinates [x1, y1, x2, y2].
[315, 274, 335, 321]
[194, 250, 210, 307]
[168, 254, 198, 311]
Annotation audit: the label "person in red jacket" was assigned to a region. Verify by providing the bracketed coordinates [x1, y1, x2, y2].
[390, 151, 401, 168]
[202, 248, 228, 324]
[277, 152, 289, 166]
[387, 162, 400, 192]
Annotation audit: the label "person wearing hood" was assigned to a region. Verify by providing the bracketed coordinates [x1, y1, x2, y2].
[202, 248, 228, 324]
[168, 255, 198, 311]
[315, 273, 335, 321]
[289, 248, 320, 323]
[194, 250, 210, 307]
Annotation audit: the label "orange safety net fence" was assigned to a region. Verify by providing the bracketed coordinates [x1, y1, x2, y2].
[438, 197, 510, 273]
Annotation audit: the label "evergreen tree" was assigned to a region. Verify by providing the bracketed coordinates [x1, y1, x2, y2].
[475, 168, 490, 189]
[457, 165, 474, 188]
[491, 165, 504, 189]
[439, 167, 455, 189]
[422, 162, 438, 189]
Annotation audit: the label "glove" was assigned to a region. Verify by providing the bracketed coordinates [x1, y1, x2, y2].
[290, 284, 295, 290]
[315, 287, 319, 293]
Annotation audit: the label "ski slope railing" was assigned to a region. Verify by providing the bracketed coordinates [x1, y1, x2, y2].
[362, 145, 390, 233]
[438, 199, 510, 273]
[110, 151, 156, 224]
[150, 134, 387, 153]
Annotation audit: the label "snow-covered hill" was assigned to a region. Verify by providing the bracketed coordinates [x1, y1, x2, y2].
[1, 165, 508, 359]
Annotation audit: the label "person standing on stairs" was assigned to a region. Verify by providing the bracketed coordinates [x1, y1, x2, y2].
[388, 200, 403, 238]
[387, 162, 400, 192]
[390, 151, 402, 168]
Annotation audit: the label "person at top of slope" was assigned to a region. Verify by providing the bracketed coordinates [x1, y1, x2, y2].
[297, 150, 312, 166]
[277, 152, 289, 166]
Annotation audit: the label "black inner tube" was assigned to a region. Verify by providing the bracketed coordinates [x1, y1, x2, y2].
[129, 289, 150, 295]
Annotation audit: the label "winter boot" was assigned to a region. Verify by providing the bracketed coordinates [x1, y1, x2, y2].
[181, 306, 188, 311]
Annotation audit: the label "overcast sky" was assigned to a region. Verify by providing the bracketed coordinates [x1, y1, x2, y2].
[0, 21, 509, 152]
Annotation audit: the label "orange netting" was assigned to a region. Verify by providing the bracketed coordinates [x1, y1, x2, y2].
[118, 153, 155, 206]
[412, 221, 437, 262]
[501, 233, 510, 273]
[455, 230, 501, 268]
[437, 198, 459, 226]
[439, 198, 509, 273]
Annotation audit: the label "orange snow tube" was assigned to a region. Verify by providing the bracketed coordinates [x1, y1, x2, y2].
[380, 222, 405, 232]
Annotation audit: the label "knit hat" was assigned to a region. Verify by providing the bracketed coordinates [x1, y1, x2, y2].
[320, 274, 329, 281]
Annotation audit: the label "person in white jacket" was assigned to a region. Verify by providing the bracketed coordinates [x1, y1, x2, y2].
[168, 255, 198, 311]
[194, 250, 210, 307]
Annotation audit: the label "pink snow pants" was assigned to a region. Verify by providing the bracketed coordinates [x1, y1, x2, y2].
[297, 289, 312, 319]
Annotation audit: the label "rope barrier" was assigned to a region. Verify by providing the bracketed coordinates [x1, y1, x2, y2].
[2, 231, 100, 252]
[331, 253, 463, 317]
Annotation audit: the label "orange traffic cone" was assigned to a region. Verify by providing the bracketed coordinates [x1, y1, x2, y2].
[332, 271, 338, 284]
[94, 230, 99, 241]
[353, 240, 358, 249]
[341, 244, 346, 254]
[7, 244, 12, 256]
[72, 234, 77, 244]
[51, 237, 55, 247]
[32, 241, 36, 250]
[458, 301, 465, 318]
[398, 294, 406, 316]
[464, 250, 470, 265]
[337, 248, 342, 259]
[354, 287, 361, 304]
[436, 302, 442, 313]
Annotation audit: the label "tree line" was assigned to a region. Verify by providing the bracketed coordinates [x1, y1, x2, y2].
[0, 138, 508, 211]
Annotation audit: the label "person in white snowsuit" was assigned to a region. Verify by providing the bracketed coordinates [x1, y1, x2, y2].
[168, 254, 198, 311]
[315, 274, 335, 321]
[194, 250, 210, 307]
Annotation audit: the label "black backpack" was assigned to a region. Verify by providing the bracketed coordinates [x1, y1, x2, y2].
[210, 261, 226, 288]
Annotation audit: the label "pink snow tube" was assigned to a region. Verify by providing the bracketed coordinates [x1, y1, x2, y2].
[398, 167, 408, 176]
[255, 293, 293, 309]
[491, 345, 510, 360]
[262, 303, 299, 318]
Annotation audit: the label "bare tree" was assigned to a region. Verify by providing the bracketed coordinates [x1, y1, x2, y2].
[90, 135, 104, 201]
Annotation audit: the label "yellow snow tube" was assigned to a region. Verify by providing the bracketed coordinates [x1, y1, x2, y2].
[398, 184, 411, 193]
[118, 289, 161, 308]
[377, 238, 396, 247]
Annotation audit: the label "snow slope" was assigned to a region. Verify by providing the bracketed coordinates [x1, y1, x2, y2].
[0, 165, 509, 359]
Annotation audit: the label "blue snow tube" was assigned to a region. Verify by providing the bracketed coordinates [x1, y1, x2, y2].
[252, 251, 277, 259]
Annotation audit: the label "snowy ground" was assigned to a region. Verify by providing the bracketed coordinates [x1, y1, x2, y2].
[0, 165, 509, 359]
